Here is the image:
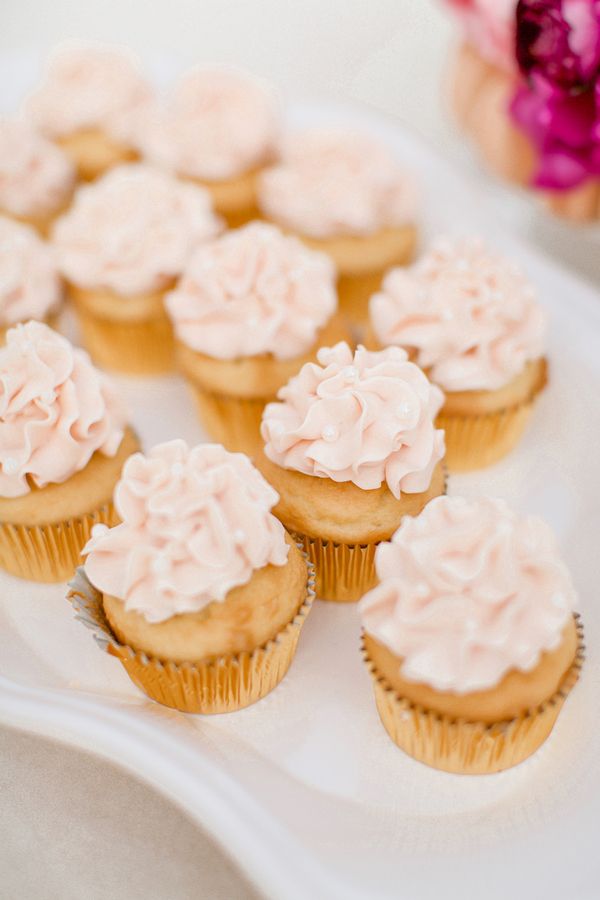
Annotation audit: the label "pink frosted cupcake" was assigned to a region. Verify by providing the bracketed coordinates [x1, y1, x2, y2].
[258, 128, 417, 328]
[258, 342, 446, 601]
[0, 216, 63, 340]
[136, 66, 280, 227]
[25, 42, 153, 181]
[0, 321, 138, 582]
[360, 495, 583, 773]
[166, 221, 350, 454]
[369, 236, 548, 471]
[52, 163, 222, 374]
[0, 119, 75, 235]
[70, 440, 314, 713]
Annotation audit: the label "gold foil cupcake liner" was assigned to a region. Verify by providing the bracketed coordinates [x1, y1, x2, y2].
[293, 465, 448, 603]
[190, 383, 271, 457]
[362, 614, 584, 775]
[73, 306, 175, 375]
[292, 533, 378, 603]
[67, 546, 316, 714]
[0, 503, 117, 583]
[438, 368, 547, 473]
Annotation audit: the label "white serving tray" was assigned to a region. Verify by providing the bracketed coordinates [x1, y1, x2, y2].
[1, 102, 600, 900]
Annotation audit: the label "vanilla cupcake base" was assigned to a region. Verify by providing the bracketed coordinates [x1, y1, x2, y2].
[69, 283, 175, 375]
[0, 428, 138, 583]
[0, 504, 118, 583]
[274, 462, 448, 603]
[190, 166, 262, 228]
[439, 358, 548, 472]
[68, 547, 315, 714]
[191, 385, 267, 457]
[362, 614, 584, 774]
[57, 128, 138, 182]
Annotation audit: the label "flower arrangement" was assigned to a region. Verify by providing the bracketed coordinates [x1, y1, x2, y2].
[446, 0, 600, 220]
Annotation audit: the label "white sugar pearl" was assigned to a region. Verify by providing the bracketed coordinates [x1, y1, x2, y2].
[342, 365, 358, 382]
[398, 402, 412, 418]
[2, 457, 19, 475]
[233, 529, 246, 545]
[321, 424, 338, 442]
[415, 583, 429, 598]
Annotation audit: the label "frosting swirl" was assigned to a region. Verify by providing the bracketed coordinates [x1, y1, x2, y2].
[259, 128, 416, 238]
[136, 66, 280, 181]
[83, 440, 289, 623]
[370, 236, 546, 392]
[25, 42, 153, 141]
[166, 222, 337, 360]
[0, 321, 126, 498]
[0, 119, 75, 218]
[360, 496, 576, 694]
[52, 164, 222, 295]
[0, 217, 62, 327]
[261, 342, 445, 498]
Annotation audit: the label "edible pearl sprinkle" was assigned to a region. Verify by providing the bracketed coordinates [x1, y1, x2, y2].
[398, 402, 412, 418]
[321, 424, 338, 441]
[342, 365, 358, 381]
[233, 529, 246, 544]
[2, 457, 19, 475]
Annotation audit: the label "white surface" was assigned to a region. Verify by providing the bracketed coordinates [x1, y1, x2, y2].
[1, 100, 599, 900]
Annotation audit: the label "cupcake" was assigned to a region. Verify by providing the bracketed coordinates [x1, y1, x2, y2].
[166, 222, 350, 455]
[136, 66, 280, 227]
[258, 128, 417, 329]
[25, 43, 153, 181]
[0, 217, 63, 340]
[258, 342, 446, 602]
[52, 163, 222, 374]
[369, 236, 547, 471]
[360, 496, 583, 774]
[0, 321, 137, 582]
[0, 119, 75, 235]
[74, 440, 313, 713]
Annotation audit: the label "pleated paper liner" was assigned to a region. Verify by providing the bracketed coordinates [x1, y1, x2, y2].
[0, 502, 117, 583]
[293, 465, 448, 603]
[190, 383, 270, 456]
[67, 548, 316, 714]
[362, 614, 584, 775]
[73, 306, 175, 375]
[438, 367, 548, 472]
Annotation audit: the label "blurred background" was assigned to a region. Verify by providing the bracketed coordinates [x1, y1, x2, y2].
[1, 3, 598, 900]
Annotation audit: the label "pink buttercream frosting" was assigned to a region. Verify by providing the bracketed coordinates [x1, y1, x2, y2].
[83, 440, 290, 624]
[165, 222, 337, 361]
[25, 42, 153, 141]
[359, 496, 576, 694]
[0, 217, 62, 327]
[261, 342, 445, 498]
[0, 321, 126, 499]
[445, 0, 517, 72]
[136, 66, 280, 181]
[0, 119, 75, 219]
[370, 236, 546, 392]
[258, 128, 416, 238]
[52, 164, 222, 295]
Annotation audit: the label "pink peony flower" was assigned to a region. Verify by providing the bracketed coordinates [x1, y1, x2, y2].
[511, 0, 600, 189]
